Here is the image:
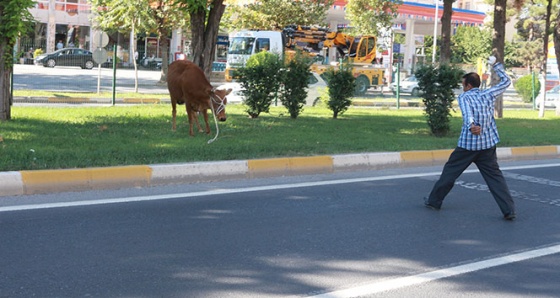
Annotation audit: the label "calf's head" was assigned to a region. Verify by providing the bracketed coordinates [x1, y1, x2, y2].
[209, 88, 232, 122]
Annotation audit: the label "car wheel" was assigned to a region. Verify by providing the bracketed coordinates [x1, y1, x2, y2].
[47, 59, 56, 68]
[354, 75, 369, 96]
[411, 87, 420, 97]
[84, 60, 94, 69]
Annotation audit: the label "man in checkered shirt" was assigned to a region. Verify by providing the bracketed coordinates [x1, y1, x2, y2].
[424, 56, 516, 221]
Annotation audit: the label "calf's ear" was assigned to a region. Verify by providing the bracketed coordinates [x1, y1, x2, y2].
[225, 88, 233, 95]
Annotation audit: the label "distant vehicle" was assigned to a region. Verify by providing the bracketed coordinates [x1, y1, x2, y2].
[225, 26, 384, 95]
[390, 75, 463, 97]
[391, 75, 422, 96]
[219, 72, 327, 106]
[537, 84, 560, 108]
[34, 48, 95, 69]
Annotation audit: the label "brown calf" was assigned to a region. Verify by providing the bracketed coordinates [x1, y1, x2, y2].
[167, 60, 231, 136]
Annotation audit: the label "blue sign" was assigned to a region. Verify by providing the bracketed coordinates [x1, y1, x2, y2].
[217, 35, 228, 45]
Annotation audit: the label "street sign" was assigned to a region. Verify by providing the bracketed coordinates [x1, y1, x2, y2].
[92, 48, 108, 64]
[92, 31, 109, 48]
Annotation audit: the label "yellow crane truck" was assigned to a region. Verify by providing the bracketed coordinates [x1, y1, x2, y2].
[225, 25, 385, 95]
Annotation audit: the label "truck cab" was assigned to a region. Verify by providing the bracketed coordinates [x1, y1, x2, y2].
[225, 30, 284, 81]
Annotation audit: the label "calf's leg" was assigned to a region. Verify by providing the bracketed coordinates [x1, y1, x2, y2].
[186, 106, 196, 136]
[202, 110, 211, 134]
[171, 102, 177, 131]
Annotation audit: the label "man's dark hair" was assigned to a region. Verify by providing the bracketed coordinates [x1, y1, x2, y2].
[463, 72, 481, 88]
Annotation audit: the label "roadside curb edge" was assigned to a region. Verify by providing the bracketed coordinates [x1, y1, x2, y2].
[1, 145, 559, 197]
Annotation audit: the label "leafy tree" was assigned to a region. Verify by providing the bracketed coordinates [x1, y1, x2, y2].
[280, 51, 312, 119]
[514, 1, 549, 72]
[415, 64, 464, 137]
[146, 0, 187, 82]
[0, 0, 35, 121]
[223, 0, 333, 31]
[515, 39, 544, 71]
[504, 40, 523, 68]
[93, 0, 188, 83]
[324, 63, 355, 119]
[92, 0, 162, 91]
[450, 26, 492, 64]
[238, 51, 283, 118]
[344, 0, 400, 36]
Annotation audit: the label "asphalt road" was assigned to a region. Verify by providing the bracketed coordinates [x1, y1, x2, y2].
[1, 159, 559, 297]
[13, 64, 168, 93]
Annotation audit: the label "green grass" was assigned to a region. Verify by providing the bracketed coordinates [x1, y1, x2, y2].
[1, 104, 558, 171]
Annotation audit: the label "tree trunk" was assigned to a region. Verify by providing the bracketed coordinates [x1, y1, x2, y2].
[190, 10, 206, 71]
[158, 28, 170, 83]
[553, 1, 559, 82]
[538, 0, 553, 118]
[440, 0, 453, 64]
[491, 0, 507, 118]
[0, 40, 12, 121]
[0, 69, 12, 121]
[190, 0, 225, 79]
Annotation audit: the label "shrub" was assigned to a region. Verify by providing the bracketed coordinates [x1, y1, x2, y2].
[514, 74, 540, 103]
[415, 64, 464, 137]
[237, 51, 283, 118]
[279, 51, 311, 119]
[323, 63, 355, 119]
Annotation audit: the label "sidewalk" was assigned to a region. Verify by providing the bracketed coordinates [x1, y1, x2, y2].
[1, 145, 559, 197]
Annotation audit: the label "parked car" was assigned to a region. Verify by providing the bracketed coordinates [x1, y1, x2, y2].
[391, 75, 464, 97]
[390, 75, 422, 96]
[219, 72, 327, 106]
[536, 84, 560, 108]
[34, 48, 96, 69]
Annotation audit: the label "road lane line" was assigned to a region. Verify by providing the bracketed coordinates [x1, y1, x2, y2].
[2, 163, 560, 213]
[308, 244, 560, 298]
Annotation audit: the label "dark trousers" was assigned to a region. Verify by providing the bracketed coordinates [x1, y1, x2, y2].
[427, 146, 515, 215]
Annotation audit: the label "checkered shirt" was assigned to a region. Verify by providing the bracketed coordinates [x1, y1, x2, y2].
[457, 63, 511, 151]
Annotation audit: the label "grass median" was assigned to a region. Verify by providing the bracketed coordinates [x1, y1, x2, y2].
[1, 104, 558, 171]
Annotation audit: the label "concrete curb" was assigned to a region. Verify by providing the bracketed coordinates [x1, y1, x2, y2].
[1, 145, 559, 197]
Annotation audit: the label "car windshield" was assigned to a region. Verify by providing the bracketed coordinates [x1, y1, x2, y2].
[228, 37, 255, 55]
[404, 76, 417, 82]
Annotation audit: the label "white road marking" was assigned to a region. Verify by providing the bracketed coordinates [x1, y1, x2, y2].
[1, 163, 559, 213]
[308, 244, 560, 298]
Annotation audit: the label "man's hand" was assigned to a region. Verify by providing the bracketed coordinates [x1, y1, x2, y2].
[470, 124, 481, 135]
[487, 56, 497, 67]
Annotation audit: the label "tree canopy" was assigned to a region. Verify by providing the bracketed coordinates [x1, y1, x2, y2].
[223, 0, 334, 31]
[344, 0, 400, 36]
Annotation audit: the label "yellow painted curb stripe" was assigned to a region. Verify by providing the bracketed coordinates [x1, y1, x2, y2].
[123, 98, 161, 104]
[20, 165, 151, 195]
[400, 149, 453, 163]
[511, 146, 558, 157]
[248, 156, 333, 176]
[48, 97, 89, 103]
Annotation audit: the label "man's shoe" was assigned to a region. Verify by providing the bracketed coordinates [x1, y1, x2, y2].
[424, 197, 440, 210]
[504, 212, 516, 221]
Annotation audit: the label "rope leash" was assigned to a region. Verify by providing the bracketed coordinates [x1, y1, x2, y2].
[207, 92, 224, 144]
[208, 102, 220, 144]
